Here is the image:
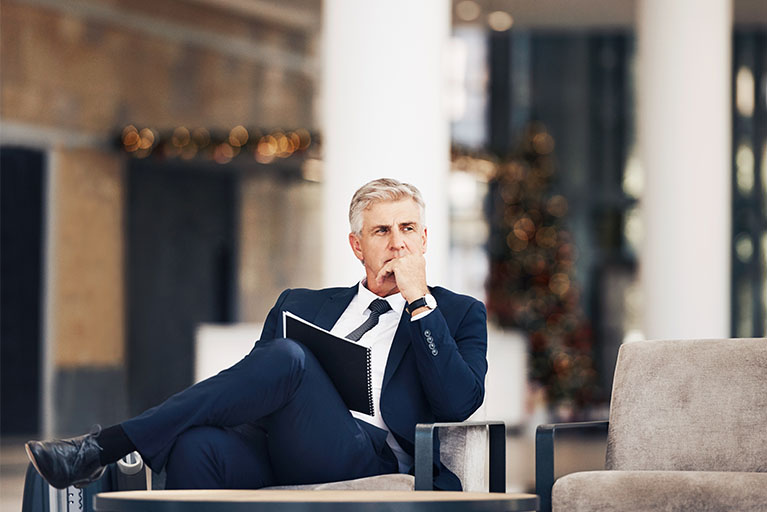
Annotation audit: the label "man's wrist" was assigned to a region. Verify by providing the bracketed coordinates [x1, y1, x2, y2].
[402, 286, 430, 305]
[406, 292, 437, 315]
[409, 306, 431, 317]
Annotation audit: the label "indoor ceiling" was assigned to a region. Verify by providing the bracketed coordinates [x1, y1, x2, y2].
[191, 0, 767, 31]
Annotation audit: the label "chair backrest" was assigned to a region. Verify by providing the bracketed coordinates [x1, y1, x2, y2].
[605, 338, 767, 472]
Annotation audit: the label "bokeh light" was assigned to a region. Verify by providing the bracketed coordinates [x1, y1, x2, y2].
[546, 195, 568, 217]
[138, 128, 155, 150]
[735, 232, 754, 263]
[456, 0, 480, 21]
[736, 66, 755, 118]
[736, 143, 755, 195]
[487, 11, 513, 32]
[122, 125, 140, 152]
[532, 132, 555, 155]
[228, 125, 249, 147]
[172, 127, 191, 148]
[192, 127, 211, 148]
[213, 143, 235, 164]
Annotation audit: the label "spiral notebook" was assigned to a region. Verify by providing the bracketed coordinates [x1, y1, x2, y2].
[282, 311, 374, 416]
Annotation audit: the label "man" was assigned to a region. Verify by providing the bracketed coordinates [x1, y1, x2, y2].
[26, 178, 488, 491]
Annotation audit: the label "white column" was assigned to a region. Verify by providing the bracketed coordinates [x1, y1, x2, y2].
[638, 0, 732, 339]
[321, 0, 451, 288]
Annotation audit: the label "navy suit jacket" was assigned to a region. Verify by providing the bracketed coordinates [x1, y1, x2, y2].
[258, 284, 488, 490]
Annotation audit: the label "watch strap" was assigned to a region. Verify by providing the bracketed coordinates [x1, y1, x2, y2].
[406, 297, 428, 314]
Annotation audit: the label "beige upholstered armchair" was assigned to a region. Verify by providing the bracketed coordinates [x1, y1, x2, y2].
[270, 421, 506, 492]
[536, 338, 767, 512]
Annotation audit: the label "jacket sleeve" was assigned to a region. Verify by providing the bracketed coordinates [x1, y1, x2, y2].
[407, 300, 488, 421]
[258, 289, 292, 341]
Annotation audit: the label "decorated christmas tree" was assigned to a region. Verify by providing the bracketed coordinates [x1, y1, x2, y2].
[486, 122, 599, 414]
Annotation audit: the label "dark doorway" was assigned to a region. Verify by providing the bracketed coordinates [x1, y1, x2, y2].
[1, 147, 45, 436]
[127, 160, 237, 416]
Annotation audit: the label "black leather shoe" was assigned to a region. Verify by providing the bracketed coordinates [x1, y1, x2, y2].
[25, 427, 106, 489]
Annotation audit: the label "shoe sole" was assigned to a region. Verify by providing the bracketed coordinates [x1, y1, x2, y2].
[73, 465, 106, 489]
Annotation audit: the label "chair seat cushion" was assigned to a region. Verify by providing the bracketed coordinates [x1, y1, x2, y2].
[266, 473, 415, 491]
[553, 470, 767, 512]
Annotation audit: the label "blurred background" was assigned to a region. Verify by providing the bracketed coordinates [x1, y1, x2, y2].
[1, 0, 766, 506]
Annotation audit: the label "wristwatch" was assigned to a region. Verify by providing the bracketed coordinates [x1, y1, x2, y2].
[406, 293, 437, 314]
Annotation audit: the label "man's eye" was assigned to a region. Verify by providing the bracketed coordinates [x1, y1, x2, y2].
[403, 226, 414, 232]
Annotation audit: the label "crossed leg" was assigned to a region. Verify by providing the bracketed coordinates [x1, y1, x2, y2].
[123, 338, 397, 488]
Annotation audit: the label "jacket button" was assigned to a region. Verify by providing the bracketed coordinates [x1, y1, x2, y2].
[426, 336, 433, 343]
[431, 349, 439, 356]
[424, 329, 431, 337]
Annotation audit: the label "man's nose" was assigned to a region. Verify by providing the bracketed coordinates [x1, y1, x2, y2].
[389, 230, 406, 251]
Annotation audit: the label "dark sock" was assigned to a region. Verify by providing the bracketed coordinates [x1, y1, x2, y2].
[96, 425, 137, 466]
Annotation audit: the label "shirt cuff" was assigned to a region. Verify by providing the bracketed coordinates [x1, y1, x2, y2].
[410, 308, 434, 321]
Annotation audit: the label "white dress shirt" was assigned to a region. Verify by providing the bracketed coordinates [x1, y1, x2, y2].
[329, 281, 432, 473]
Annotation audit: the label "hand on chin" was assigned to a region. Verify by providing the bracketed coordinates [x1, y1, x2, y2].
[369, 273, 399, 297]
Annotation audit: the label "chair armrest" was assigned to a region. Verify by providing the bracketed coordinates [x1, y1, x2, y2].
[414, 421, 505, 492]
[535, 420, 609, 512]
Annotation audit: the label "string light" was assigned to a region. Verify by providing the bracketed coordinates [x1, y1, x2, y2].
[116, 125, 315, 164]
[484, 122, 599, 416]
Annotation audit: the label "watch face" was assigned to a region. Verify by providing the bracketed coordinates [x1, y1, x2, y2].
[424, 294, 437, 309]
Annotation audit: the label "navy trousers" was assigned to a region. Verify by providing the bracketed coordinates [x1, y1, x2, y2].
[121, 338, 399, 489]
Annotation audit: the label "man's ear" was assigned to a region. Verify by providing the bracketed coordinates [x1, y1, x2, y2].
[349, 232, 364, 261]
[421, 226, 428, 254]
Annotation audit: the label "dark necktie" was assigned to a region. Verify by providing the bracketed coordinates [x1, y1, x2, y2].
[346, 299, 392, 341]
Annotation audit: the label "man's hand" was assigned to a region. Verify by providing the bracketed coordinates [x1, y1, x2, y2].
[374, 253, 429, 305]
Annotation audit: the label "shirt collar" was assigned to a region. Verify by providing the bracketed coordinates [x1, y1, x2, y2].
[357, 280, 406, 315]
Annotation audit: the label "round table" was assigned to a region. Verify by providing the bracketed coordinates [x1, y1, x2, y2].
[94, 490, 540, 512]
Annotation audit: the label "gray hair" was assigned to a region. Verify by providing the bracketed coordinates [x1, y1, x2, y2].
[349, 178, 426, 235]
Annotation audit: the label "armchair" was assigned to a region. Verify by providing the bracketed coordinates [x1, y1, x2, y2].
[23, 420, 505, 512]
[536, 338, 767, 512]
[269, 421, 506, 492]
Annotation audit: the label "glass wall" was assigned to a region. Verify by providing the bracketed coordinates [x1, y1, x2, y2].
[732, 30, 767, 339]
[451, 25, 767, 415]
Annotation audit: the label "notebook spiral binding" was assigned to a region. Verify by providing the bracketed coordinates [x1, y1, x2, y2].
[366, 348, 375, 416]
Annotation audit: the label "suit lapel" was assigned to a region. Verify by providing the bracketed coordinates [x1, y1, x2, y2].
[311, 285, 357, 331]
[382, 311, 411, 389]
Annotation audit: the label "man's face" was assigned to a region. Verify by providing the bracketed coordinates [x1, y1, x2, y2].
[349, 198, 427, 296]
